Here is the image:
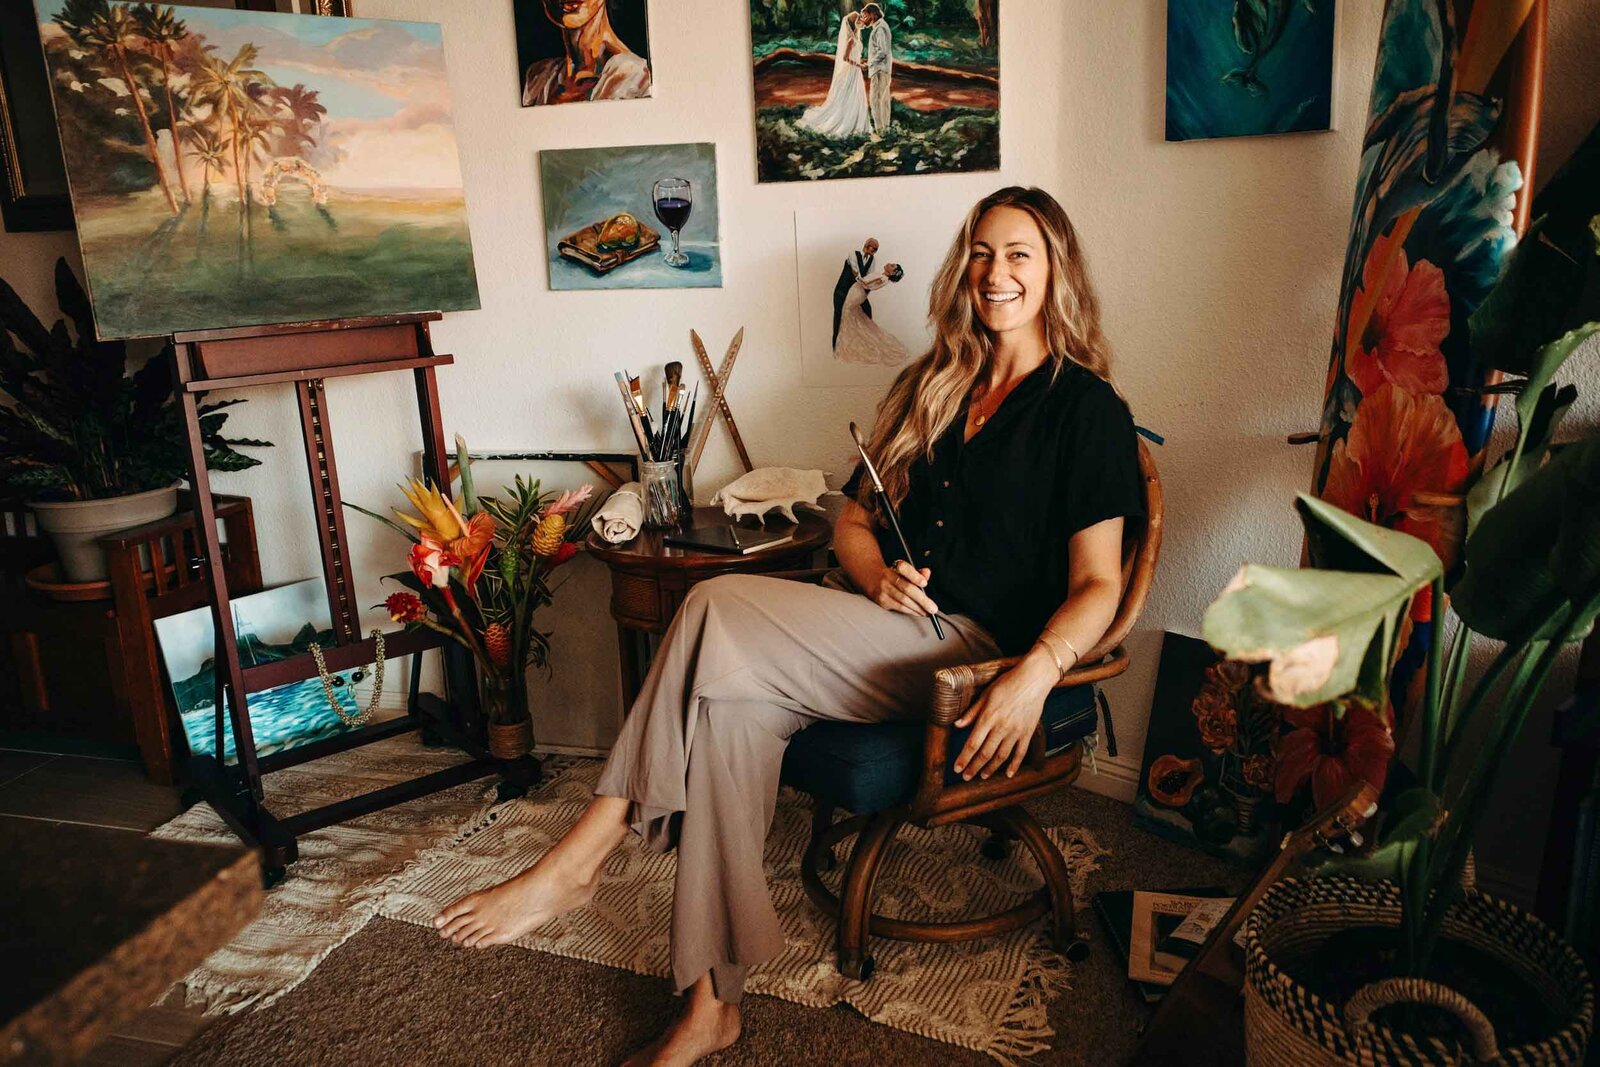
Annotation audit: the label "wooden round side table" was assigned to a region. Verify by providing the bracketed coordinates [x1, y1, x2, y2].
[585, 507, 833, 710]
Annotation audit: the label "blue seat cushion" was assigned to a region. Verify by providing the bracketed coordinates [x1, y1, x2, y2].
[780, 684, 1099, 815]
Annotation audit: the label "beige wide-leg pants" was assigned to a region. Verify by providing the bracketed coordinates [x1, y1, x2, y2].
[594, 572, 998, 1004]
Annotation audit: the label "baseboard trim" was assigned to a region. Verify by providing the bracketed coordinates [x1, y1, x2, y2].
[1073, 755, 1140, 803]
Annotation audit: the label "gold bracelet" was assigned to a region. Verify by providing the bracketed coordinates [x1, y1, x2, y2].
[1035, 637, 1068, 680]
[1043, 625, 1081, 671]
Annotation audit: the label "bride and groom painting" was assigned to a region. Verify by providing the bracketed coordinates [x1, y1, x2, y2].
[799, 4, 894, 139]
[832, 236, 907, 366]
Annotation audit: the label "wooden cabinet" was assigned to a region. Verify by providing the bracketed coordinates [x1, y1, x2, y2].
[0, 494, 262, 784]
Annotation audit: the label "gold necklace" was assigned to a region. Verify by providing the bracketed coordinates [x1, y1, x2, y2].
[970, 380, 1014, 428]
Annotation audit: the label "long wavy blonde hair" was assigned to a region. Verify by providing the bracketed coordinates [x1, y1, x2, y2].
[856, 186, 1114, 517]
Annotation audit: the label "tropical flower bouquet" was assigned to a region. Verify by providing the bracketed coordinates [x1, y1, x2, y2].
[351, 437, 594, 758]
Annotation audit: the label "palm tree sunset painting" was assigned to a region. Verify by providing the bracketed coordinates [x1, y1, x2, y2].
[35, 3, 480, 340]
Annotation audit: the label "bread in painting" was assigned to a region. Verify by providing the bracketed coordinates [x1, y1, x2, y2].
[597, 212, 642, 252]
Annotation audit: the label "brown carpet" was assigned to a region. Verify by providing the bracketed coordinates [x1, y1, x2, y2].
[170, 787, 1243, 1067]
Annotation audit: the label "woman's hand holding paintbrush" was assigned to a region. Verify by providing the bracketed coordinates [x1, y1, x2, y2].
[848, 421, 944, 640]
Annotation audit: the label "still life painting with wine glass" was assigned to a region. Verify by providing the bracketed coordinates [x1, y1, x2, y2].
[538, 142, 722, 290]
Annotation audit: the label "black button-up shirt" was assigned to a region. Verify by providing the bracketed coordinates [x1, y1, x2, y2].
[846, 361, 1144, 655]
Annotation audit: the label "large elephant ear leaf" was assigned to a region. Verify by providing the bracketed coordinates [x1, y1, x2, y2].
[1202, 564, 1414, 706]
[1297, 493, 1443, 585]
[1454, 439, 1600, 642]
[1204, 499, 1436, 706]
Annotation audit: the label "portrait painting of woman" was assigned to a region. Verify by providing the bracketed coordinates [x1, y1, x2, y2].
[516, 0, 653, 107]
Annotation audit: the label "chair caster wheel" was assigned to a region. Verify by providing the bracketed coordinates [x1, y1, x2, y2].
[495, 779, 528, 804]
[839, 953, 875, 981]
[419, 726, 446, 748]
[1055, 936, 1090, 962]
[261, 865, 287, 889]
[980, 835, 1012, 861]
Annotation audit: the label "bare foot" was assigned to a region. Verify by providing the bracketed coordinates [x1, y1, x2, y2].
[433, 859, 598, 948]
[620, 994, 741, 1067]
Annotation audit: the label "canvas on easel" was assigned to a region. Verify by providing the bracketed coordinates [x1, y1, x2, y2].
[33, 3, 480, 339]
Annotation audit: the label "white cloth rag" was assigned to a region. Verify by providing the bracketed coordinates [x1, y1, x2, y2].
[591, 482, 644, 543]
[710, 467, 828, 523]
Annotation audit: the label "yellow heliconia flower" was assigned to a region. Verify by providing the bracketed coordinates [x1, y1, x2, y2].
[395, 479, 466, 543]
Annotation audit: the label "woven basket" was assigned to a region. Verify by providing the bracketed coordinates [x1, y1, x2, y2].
[486, 719, 532, 760]
[1242, 877, 1593, 1066]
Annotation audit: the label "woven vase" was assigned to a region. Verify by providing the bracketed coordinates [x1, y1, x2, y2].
[1242, 877, 1593, 1066]
[486, 718, 532, 760]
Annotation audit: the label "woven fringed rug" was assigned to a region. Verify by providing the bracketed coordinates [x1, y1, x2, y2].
[379, 761, 1106, 1064]
[155, 738, 1104, 1064]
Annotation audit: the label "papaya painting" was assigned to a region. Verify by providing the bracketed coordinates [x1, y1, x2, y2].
[1165, 0, 1335, 141]
[1309, 0, 1542, 726]
[35, 2, 480, 340]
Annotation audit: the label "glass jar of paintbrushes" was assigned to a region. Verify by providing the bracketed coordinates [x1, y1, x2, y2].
[612, 362, 698, 529]
[640, 459, 680, 529]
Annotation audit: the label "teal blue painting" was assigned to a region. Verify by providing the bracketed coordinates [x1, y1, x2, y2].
[539, 142, 722, 291]
[154, 578, 368, 764]
[1166, 0, 1336, 142]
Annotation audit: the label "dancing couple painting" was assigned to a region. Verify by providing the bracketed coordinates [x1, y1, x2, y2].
[832, 236, 907, 365]
[799, 4, 893, 139]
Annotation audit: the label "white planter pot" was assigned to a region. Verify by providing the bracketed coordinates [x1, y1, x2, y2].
[30, 486, 180, 583]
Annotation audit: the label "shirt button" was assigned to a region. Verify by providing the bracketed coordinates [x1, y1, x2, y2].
[922, 550, 931, 558]
[942, 480, 950, 488]
[935, 520, 944, 528]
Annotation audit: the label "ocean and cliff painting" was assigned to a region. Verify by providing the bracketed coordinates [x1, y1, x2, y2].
[1165, 0, 1335, 141]
[35, 2, 480, 340]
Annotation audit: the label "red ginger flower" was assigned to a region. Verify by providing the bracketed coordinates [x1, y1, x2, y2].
[549, 541, 579, 567]
[386, 591, 426, 623]
[1346, 228, 1451, 398]
[1274, 698, 1394, 811]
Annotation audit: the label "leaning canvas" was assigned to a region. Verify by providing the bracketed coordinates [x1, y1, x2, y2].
[748, 1, 999, 183]
[34, 3, 480, 340]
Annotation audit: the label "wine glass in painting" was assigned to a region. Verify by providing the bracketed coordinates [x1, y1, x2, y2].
[652, 178, 692, 268]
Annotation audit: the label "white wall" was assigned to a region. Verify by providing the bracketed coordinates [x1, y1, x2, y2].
[4, 0, 1598, 889]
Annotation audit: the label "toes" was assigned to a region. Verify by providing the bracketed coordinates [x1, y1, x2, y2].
[442, 916, 479, 943]
[435, 895, 476, 926]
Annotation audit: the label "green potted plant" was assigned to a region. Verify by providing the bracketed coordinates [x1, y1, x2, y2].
[0, 259, 270, 581]
[1203, 129, 1600, 1065]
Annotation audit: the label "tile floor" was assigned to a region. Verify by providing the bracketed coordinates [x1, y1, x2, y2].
[1, 744, 208, 1066]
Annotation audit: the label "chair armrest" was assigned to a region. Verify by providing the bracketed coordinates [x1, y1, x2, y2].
[929, 646, 1131, 726]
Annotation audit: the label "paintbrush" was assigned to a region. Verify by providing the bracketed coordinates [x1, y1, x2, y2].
[849, 421, 943, 640]
[627, 373, 656, 445]
[614, 371, 654, 461]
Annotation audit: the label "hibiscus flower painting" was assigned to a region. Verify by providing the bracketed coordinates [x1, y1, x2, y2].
[1308, 0, 1541, 722]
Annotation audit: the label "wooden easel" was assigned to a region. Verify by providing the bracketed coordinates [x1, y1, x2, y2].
[172, 312, 536, 885]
